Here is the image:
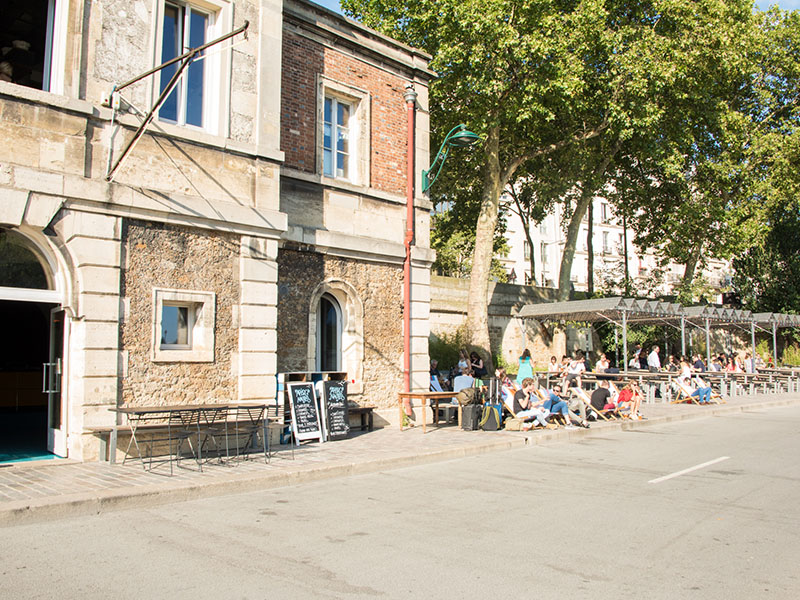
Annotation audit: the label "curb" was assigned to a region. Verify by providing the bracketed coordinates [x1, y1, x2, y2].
[0, 435, 526, 527]
[2, 396, 799, 527]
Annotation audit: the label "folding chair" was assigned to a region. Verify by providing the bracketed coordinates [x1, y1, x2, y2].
[571, 387, 615, 421]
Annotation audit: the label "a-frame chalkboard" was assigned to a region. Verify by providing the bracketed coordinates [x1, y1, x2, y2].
[287, 382, 323, 445]
[320, 380, 349, 441]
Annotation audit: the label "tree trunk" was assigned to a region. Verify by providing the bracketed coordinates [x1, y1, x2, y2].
[466, 125, 503, 372]
[557, 192, 593, 301]
[679, 244, 702, 303]
[587, 197, 594, 296]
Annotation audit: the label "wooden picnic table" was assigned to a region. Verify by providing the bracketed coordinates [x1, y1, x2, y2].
[397, 391, 460, 433]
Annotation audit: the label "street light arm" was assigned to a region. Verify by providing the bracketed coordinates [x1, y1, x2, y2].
[422, 124, 479, 192]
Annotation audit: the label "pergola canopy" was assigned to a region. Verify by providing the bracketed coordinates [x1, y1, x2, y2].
[515, 297, 799, 371]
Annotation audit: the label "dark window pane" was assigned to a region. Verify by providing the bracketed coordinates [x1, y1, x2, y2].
[159, 4, 182, 122]
[319, 296, 339, 371]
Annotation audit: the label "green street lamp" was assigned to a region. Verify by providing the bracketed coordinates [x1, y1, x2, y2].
[421, 124, 481, 192]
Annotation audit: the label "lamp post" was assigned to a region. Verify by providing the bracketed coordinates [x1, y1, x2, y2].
[402, 84, 478, 414]
[422, 125, 481, 192]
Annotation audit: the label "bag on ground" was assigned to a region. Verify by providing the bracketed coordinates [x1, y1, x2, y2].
[479, 403, 501, 431]
[462, 404, 481, 430]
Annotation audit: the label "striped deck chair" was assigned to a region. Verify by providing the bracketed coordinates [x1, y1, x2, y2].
[606, 382, 634, 418]
[571, 387, 616, 421]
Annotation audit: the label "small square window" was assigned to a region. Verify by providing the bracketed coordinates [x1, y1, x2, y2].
[152, 288, 215, 362]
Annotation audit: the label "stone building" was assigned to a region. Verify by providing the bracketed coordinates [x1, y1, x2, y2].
[0, 0, 432, 461]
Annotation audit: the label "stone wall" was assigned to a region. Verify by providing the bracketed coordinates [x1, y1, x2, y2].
[120, 220, 240, 405]
[430, 275, 567, 369]
[277, 247, 403, 408]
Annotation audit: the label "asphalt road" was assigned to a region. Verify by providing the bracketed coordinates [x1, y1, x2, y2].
[2, 406, 799, 599]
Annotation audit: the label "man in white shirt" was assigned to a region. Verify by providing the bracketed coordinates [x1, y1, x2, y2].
[647, 345, 661, 372]
[452, 368, 475, 393]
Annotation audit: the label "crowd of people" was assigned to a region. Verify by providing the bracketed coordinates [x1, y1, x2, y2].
[427, 341, 766, 430]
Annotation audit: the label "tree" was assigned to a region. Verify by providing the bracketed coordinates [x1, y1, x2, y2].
[342, 0, 762, 367]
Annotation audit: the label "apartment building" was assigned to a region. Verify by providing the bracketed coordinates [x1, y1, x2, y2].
[503, 198, 731, 299]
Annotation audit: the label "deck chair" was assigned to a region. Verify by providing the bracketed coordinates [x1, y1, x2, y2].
[571, 387, 615, 421]
[672, 380, 702, 405]
[605, 382, 635, 418]
[532, 387, 569, 425]
[502, 392, 545, 429]
[695, 376, 726, 404]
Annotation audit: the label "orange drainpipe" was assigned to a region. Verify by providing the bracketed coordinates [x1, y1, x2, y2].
[403, 84, 417, 413]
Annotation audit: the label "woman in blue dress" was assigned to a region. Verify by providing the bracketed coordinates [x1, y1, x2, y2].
[516, 348, 533, 384]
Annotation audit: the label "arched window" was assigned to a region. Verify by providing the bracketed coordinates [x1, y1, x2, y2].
[317, 293, 341, 371]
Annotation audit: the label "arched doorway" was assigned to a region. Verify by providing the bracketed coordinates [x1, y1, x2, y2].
[0, 228, 66, 462]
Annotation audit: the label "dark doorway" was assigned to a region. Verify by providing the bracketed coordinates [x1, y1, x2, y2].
[0, 299, 54, 462]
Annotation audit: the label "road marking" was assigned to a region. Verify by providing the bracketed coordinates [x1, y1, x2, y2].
[648, 456, 731, 484]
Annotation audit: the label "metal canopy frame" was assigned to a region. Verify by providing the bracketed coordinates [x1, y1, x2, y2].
[516, 297, 800, 372]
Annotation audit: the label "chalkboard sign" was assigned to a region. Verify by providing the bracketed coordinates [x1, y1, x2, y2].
[287, 382, 323, 444]
[321, 380, 350, 441]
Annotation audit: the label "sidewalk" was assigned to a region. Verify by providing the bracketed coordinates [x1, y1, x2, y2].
[1, 392, 799, 526]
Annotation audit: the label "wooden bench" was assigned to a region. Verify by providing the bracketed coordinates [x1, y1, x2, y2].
[348, 406, 375, 432]
[86, 424, 171, 463]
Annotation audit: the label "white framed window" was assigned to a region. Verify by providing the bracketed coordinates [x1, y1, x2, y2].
[152, 288, 215, 362]
[602, 231, 610, 254]
[154, 0, 230, 134]
[540, 242, 548, 265]
[318, 76, 370, 185]
[600, 203, 609, 223]
[323, 97, 351, 180]
[538, 220, 547, 234]
[522, 240, 531, 258]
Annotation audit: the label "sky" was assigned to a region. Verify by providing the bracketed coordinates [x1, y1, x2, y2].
[314, 1, 800, 16]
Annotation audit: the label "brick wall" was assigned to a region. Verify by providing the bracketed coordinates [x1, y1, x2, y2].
[280, 30, 409, 196]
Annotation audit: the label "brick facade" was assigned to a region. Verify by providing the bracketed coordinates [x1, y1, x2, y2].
[280, 29, 410, 195]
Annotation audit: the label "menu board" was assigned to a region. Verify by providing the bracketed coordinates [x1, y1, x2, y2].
[287, 382, 323, 444]
[321, 380, 350, 441]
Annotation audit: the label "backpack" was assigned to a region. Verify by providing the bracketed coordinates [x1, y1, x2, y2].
[479, 403, 501, 431]
[456, 387, 483, 406]
[504, 417, 522, 431]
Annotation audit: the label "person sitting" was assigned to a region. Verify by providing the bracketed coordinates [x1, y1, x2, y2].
[710, 356, 723, 372]
[470, 351, 487, 378]
[563, 353, 586, 388]
[566, 388, 591, 428]
[430, 359, 445, 392]
[666, 354, 679, 372]
[595, 353, 610, 373]
[616, 381, 644, 419]
[545, 384, 580, 429]
[590, 380, 614, 415]
[743, 352, 755, 374]
[678, 357, 712, 403]
[692, 354, 706, 372]
[453, 367, 475, 394]
[547, 355, 560, 373]
[495, 368, 518, 405]
[513, 378, 555, 429]
[725, 357, 741, 373]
